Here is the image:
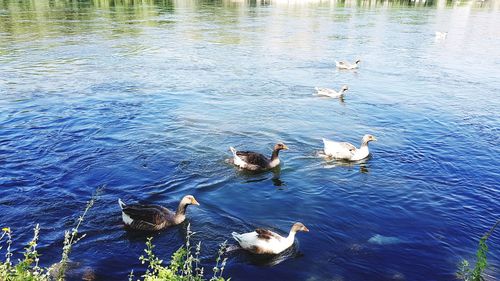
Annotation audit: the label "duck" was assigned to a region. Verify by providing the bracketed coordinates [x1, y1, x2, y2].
[118, 195, 199, 231]
[435, 31, 447, 39]
[322, 134, 377, 161]
[229, 142, 288, 171]
[315, 85, 348, 98]
[231, 222, 309, 255]
[335, 59, 360, 70]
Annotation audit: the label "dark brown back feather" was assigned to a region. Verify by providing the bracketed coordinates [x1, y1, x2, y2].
[236, 151, 270, 168]
[123, 204, 171, 226]
[255, 228, 275, 240]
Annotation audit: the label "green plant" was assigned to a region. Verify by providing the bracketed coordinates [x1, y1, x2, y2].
[0, 191, 99, 281]
[130, 224, 230, 281]
[457, 219, 500, 281]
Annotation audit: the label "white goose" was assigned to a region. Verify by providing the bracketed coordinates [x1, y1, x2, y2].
[232, 222, 309, 255]
[335, 59, 360, 70]
[435, 31, 447, 39]
[315, 85, 348, 98]
[322, 134, 377, 161]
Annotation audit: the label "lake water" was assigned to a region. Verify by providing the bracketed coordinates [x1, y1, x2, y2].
[0, 0, 499, 280]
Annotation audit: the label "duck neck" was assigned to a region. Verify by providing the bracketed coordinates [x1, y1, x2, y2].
[360, 140, 370, 149]
[174, 202, 188, 222]
[271, 149, 280, 161]
[286, 229, 297, 241]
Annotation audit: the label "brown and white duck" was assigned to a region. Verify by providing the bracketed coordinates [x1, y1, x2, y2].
[118, 195, 199, 231]
[231, 222, 309, 255]
[229, 143, 289, 171]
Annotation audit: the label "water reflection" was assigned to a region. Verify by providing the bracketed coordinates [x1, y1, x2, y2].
[319, 151, 371, 173]
[1, 0, 498, 41]
[236, 166, 286, 187]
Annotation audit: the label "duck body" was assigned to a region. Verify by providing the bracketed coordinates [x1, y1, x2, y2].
[118, 195, 199, 231]
[232, 222, 309, 255]
[322, 134, 376, 161]
[435, 31, 447, 39]
[229, 143, 288, 171]
[335, 59, 360, 70]
[315, 85, 348, 98]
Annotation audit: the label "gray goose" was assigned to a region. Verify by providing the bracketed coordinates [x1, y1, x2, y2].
[229, 143, 289, 171]
[118, 195, 199, 231]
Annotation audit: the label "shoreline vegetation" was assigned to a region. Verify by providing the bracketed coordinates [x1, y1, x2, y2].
[0, 191, 229, 281]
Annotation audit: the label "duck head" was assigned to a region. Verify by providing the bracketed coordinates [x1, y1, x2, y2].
[362, 134, 377, 145]
[274, 143, 289, 151]
[181, 195, 200, 206]
[291, 222, 309, 233]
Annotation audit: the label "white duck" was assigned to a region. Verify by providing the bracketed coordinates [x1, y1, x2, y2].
[232, 222, 309, 254]
[335, 59, 360, 70]
[435, 31, 447, 39]
[322, 134, 377, 161]
[315, 85, 348, 98]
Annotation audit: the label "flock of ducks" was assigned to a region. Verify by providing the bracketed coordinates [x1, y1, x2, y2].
[118, 59, 377, 256]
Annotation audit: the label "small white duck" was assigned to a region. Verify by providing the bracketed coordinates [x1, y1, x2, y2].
[232, 222, 309, 255]
[435, 31, 447, 39]
[315, 85, 348, 98]
[322, 134, 377, 161]
[335, 59, 360, 70]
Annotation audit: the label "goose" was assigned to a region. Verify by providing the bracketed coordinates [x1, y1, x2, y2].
[229, 143, 288, 171]
[322, 134, 377, 161]
[118, 195, 199, 231]
[435, 31, 447, 39]
[335, 59, 360, 70]
[315, 85, 348, 98]
[232, 222, 309, 255]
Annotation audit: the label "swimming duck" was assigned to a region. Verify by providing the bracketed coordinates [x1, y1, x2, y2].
[435, 31, 447, 39]
[229, 143, 288, 171]
[335, 59, 360, 70]
[232, 222, 309, 254]
[322, 134, 377, 161]
[315, 85, 348, 98]
[118, 195, 199, 231]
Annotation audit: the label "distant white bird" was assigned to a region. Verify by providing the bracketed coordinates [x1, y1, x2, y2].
[322, 134, 377, 161]
[335, 59, 360, 70]
[315, 85, 348, 98]
[435, 31, 447, 39]
[232, 222, 309, 255]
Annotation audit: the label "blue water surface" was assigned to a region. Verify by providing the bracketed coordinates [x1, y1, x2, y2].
[0, 1, 499, 280]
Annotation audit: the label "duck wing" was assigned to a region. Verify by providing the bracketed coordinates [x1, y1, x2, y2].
[236, 151, 270, 168]
[323, 138, 357, 159]
[122, 204, 172, 230]
[256, 228, 283, 241]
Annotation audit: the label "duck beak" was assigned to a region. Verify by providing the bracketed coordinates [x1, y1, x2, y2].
[192, 198, 200, 206]
[283, 145, 289, 150]
[372, 137, 377, 141]
[303, 226, 310, 232]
